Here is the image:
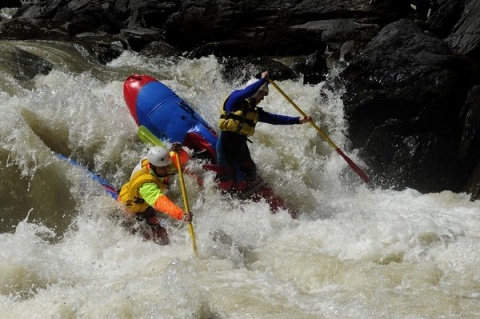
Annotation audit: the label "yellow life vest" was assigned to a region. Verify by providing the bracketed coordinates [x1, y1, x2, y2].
[118, 160, 169, 214]
[218, 98, 259, 136]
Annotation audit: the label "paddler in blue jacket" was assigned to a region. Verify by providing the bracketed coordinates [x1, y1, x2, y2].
[216, 70, 312, 193]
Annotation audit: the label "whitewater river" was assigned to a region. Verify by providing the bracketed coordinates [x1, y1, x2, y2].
[1, 40, 479, 319]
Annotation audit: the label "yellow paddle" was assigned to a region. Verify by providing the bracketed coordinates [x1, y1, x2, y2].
[173, 147, 198, 254]
[267, 79, 370, 183]
[138, 125, 198, 254]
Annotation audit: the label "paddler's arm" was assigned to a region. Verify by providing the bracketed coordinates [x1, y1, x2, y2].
[258, 109, 312, 125]
[139, 183, 185, 221]
[224, 78, 266, 112]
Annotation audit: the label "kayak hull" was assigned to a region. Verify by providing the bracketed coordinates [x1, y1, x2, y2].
[124, 75, 217, 162]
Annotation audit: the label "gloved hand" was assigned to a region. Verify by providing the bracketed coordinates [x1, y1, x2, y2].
[183, 211, 193, 223]
[171, 142, 183, 153]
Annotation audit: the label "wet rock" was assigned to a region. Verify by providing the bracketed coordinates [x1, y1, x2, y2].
[0, 0, 21, 9]
[444, 0, 480, 64]
[299, 51, 328, 85]
[427, 0, 465, 38]
[341, 19, 480, 192]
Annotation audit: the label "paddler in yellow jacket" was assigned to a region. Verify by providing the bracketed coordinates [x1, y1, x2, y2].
[118, 143, 192, 244]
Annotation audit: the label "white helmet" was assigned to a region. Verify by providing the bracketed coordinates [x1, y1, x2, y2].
[147, 146, 171, 167]
[246, 79, 269, 98]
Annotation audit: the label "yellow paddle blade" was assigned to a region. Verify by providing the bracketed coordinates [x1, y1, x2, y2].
[137, 125, 165, 147]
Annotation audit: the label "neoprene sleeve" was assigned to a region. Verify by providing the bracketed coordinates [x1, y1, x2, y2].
[154, 195, 184, 220]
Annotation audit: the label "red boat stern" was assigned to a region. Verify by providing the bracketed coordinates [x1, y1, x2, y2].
[123, 75, 157, 124]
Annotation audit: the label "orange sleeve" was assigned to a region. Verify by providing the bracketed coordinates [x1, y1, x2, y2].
[154, 194, 184, 220]
[170, 149, 190, 170]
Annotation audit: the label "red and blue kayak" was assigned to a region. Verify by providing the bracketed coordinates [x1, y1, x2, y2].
[124, 75, 218, 163]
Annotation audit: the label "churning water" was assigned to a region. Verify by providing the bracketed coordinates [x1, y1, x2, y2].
[1, 40, 479, 319]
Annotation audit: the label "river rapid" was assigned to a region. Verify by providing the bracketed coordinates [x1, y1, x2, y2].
[1, 40, 479, 319]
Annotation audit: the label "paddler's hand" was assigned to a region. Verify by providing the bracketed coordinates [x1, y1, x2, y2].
[299, 116, 312, 124]
[171, 142, 183, 153]
[183, 211, 193, 223]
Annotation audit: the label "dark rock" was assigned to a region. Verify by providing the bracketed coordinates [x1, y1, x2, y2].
[341, 19, 480, 192]
[360, 120, 468, 192]
[120, 27, 164, 52]
[466, 161, 480, 200]
[14, 0, 67, 20]
[0, 0, 21, 9]
[464, 82, 480, 200]
[427, 0, 465, 38]
[411, 0, 435, 19]
[73, 34, 127, 64]
[5, 47, 53, 82]
[219, 56, 298, 83]
[444, 0, 480, 64]
[0, 18, 70, 40]
[186, 40, 252, 59]
[340, 40, 357, 62]
[368, 0, 413, 24]
[291, 19, 380, 51]
[289, 19, 380, 65]
[2, 0, 408, 59]
[459, 85, 480, 171]
[139, 40, 181, 58]
[122, 0, 178, 29]
[300, 51, 328, 85]
[13, 0, 126, 35]
[163, 0, 389, 56]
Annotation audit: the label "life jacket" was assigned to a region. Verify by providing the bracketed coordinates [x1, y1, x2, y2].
[118, 159, 169, 214]
[218, 98, 259, 136]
